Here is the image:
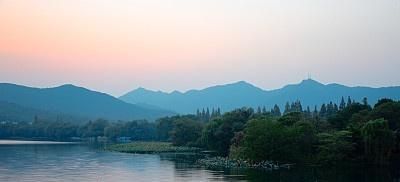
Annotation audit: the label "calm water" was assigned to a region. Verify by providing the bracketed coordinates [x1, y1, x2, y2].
[0, 140, 399, 182]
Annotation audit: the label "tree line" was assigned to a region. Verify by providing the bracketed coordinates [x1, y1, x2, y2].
[1, 97, 400, 165]
[195, 107, 222, 122]
[156, 97, 400, 165]
[0, 118, 157, 141]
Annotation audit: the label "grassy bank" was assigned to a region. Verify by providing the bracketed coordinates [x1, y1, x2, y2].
[197, 157, 295, 170]
[106, 142, 200, 154]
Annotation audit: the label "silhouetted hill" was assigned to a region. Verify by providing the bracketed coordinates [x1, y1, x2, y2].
[0, 83, 174, 122]
[120, 79, 400, 113]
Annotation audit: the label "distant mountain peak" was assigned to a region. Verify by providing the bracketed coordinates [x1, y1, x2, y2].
[299, 79, 324, 86]
[171, 90, 182, 95]
[195, 80, 264, 93]
[135, 87, 147, 91]
[55, 84, 81, 89]
[131, 87, 155, 93]
[233, 80, 252, 85]
[52, 84, 94, 93]
[59, 84, 76, 87]
[235, 80, 249, 84]
[227, 81, 259, 89]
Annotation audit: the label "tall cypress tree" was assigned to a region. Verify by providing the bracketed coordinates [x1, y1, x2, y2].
[362, 97, 368, 106]
[211, 108, 216, 118]
[313, 105, 319, 118]
[284, 102, 291, 114]
[297, 100, 303, 112]
[327, 102, 334, 117]
[206, 108, 210, 121]
[291, 102, 296, 112]
[347, 96, 352, 107]
[273, 104, 281, 117]
[305, 106, 311, 118]
[262, 106, 267, 114]
[320, 104, 327, 118]
[334, 104, 339, 113]
[339, 96, 346, 110]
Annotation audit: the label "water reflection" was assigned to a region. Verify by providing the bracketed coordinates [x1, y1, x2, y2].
[0, 143, 245, 182]
[0, 141, 399, 182]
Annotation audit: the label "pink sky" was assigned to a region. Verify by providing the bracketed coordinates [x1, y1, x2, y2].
[1, 0, 400, 96]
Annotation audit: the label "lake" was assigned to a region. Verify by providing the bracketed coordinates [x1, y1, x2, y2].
[0, 140, 399, 182]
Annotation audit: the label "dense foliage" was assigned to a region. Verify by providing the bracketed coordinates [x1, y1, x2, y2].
[230, 98, 400, 165]
[199, 97, 400, 166]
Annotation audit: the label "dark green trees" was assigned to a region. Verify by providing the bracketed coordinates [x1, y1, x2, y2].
[284, 100, 303, 114]
[156, 115, 203, 146]
[231, 117, 316, 163]
[361, 119, 394, 165]
[238, 118, 294, 162]
[347, 96, 353, 107]
[202, 118, 232, 156]
[370, 99, 400, 130]
[278, 112, 303, 126]
[320, 104, 327, 118]
[316, 131, 354, 164]
[156, 116, 176, 141]
[284, 102, 291, 114]
[271, 104, 282, 117]
[226, 98, 400, 166]
[340, 97, 346, 110]
[195, 107, 221, 122]
[328, 103, 371, 130]
[80, 119, 109, 138]
[201, 108, 253, 156]
[170, 118, 203, 146]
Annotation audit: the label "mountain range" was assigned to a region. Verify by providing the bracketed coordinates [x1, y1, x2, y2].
[1, 79, 400, 123]
[120, 79, 400, 114]
[0, 83, 174, 122]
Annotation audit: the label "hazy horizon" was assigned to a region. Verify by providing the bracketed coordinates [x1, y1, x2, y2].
[2, 78, 400, 98]
[1, 0, 400, 96]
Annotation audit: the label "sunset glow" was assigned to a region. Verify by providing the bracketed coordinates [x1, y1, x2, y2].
[1, 0, 399, 95]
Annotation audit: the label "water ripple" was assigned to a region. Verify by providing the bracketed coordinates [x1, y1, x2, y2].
[0, 143, 246, 182]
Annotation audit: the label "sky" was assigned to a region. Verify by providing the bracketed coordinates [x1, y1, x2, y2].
[0, 0, 399, 96]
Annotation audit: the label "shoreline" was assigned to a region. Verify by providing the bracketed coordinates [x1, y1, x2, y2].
[0, 139, 79, 145]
